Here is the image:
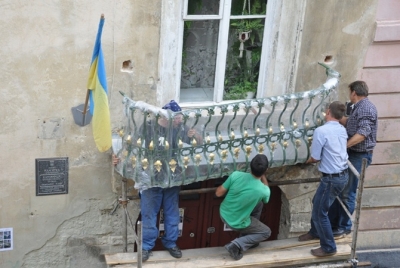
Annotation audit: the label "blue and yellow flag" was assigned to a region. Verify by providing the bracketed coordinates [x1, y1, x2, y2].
[87, 15, 112, 152]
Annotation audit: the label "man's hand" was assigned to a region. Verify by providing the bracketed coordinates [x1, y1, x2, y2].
[261, 174, 269, 186]
[347, 133, 365, 148]
[187, 129, 196, 138]
[306, 157, 319, 164]
[215, 185, 227, 197]
[187, 129, 203, 144]
[112, 154, 120, 166]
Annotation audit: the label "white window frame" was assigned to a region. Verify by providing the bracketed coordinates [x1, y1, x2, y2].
[182, 0, 224, 20]
[157, 0, 307, 108]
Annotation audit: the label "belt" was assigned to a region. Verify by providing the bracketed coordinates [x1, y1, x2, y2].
[321, 170, 348, 177]
[348, 149, 373, 154]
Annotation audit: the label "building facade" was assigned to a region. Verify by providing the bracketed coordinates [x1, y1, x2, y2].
[1, 0, 399, 267]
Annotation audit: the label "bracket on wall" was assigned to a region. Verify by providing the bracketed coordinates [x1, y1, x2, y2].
[71, 103, 92, 126]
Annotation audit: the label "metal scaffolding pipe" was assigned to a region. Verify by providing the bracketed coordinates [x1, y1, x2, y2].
[121, 178, 128, 253]
[303, 261, 371, 267]
[126, 177, 321, 199]
[137, 221, 143, 268]
[350, 158, 368, 263]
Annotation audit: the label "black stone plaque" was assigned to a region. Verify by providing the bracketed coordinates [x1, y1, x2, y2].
[35, 157, 68, 196]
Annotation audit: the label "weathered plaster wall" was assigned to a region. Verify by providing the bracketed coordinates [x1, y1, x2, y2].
[295, 0, 378, 102]
[0, 1, 160, 267]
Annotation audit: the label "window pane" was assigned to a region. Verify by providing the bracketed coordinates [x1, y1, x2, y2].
[180, 20, 219, 103]
[230, 0, 267, 16]
[187, 0, 220, 15]
[224, 18, 265, 100]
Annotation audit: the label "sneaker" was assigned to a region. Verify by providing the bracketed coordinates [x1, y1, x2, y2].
[165, 246, 182, 258]
[298, 232, 319, 242]
[224, 242, 243, 260]
[311, 247, 336, 257]
[142, 250, 151, 262]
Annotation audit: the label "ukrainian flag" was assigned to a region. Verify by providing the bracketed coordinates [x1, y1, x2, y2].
[87, 15, 112, 152]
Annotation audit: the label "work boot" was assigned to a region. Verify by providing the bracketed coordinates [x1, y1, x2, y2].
[165, 246, 182, 258]
[332, 228, 351, 237]
[298, 232, 319, 242]
[311, 247, 336, 257]
[142, 250, 151, 262]
[224, 242, 243, 260]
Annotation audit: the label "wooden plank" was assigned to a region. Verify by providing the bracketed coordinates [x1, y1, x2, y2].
[365, 164, 400, 188]
[105, 238, 312, 265]
[377, 119, 400, 142]
[105, 237, 351, 266]
[360, 208, 400, 230]
[371, 142, 400, 164]
[107, 244, 351, 268]
[368, 94, 400, 118]
[359, 69, 400, 94]
[362, 186, 400, 208]
[364, 43, 400, 67]
[358, 229, 400, 250]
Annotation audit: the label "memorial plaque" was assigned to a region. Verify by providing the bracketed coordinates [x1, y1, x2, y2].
[35, 157, 68, 196]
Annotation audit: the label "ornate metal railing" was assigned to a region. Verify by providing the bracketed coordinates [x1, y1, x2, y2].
[114, 64, 340, 190]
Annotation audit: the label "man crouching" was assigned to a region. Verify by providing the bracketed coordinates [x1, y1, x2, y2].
[216, 154, 271, 260]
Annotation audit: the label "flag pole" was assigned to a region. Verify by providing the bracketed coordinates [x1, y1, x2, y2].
[81, 14, 104, 126]
[81, 89, 90, 126]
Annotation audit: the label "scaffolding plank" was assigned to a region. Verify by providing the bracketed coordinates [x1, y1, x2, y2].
[105, 237, 351, 266]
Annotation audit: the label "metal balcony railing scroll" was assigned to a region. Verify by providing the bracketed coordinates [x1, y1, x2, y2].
[114, 64, 340, 190]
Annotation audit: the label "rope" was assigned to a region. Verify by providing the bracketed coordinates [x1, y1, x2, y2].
[241, 0, 251, 15]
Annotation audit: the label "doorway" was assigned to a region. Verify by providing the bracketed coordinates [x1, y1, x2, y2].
[149, 177, 282, 250]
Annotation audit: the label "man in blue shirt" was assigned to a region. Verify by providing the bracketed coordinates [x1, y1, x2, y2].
[298, 101, 349, 257]
[139, 100, 202, 262]
[329, 81, 378, 237]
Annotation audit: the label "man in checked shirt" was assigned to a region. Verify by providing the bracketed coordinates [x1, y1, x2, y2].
[329, 80, 378, 237]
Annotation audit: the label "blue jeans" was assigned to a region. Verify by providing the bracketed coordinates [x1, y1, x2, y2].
[140, 186, 180, 250]
[309, 172, 348, 253]
[329, 151, 372, 232]
[222, 202, 271, 251]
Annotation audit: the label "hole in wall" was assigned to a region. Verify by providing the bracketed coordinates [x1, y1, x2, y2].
[121, 60, 133, 73]
[324, 55, 334, 65]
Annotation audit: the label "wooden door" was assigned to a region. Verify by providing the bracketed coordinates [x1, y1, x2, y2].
[136, 178, 282, 251]
[200, 178, 282, 247]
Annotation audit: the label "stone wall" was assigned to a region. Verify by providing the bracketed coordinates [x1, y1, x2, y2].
[0, 1, 160, 267]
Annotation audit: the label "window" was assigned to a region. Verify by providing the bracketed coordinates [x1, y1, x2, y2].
[157, 1, 307, 107]
[179, 0, 268, 104]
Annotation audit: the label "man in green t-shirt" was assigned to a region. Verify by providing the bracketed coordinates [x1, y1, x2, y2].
[215, 154, 271, 260]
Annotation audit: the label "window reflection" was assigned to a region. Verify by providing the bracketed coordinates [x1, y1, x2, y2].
[180, 20, 219, 102]
[187, 0, 220, 15]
